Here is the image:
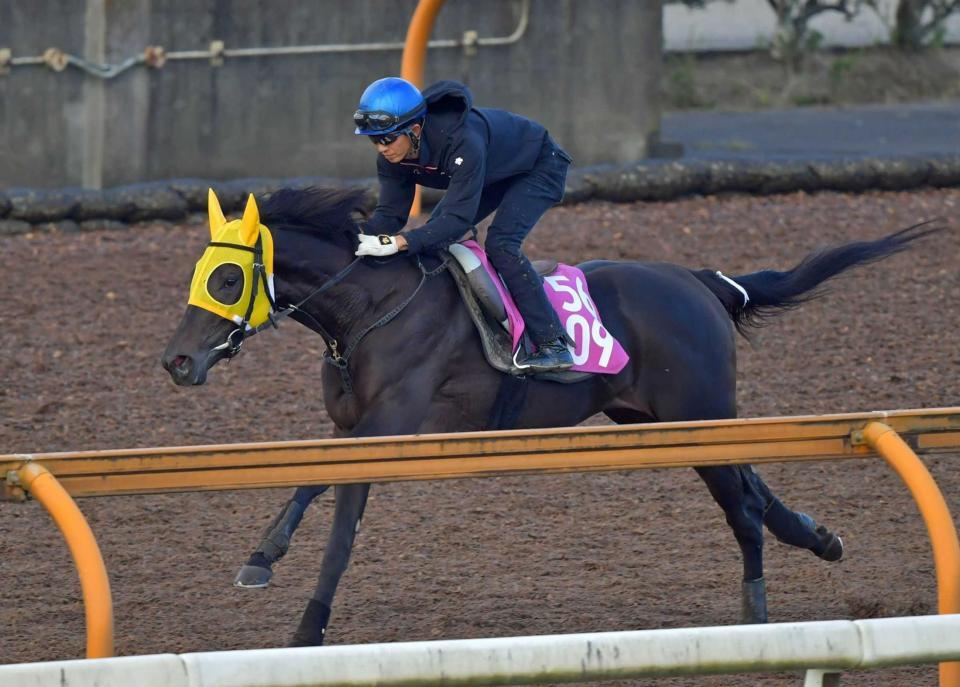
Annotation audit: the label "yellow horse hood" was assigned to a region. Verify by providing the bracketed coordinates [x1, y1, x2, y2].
[188, 190, 276, 328]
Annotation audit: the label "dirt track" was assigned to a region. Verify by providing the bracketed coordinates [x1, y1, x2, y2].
[1, 187, 959, 686]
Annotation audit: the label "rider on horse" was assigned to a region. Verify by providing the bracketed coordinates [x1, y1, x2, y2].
[352, 76, 575, 372]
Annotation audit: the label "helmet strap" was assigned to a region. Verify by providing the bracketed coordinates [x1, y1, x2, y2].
[408, 126, 422, 157]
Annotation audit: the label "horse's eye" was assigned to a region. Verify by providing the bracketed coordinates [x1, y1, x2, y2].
[224, 277, 238, 288]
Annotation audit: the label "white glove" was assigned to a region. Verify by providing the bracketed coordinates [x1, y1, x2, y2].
[355, 233, 400, 257]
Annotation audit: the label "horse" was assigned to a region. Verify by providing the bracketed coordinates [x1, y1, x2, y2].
[161, 185, 934, 646]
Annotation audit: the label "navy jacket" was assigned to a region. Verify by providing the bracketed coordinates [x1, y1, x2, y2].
[364, 80, 552, 254]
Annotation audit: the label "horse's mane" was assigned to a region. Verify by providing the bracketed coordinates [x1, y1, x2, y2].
[258, 186, 371, 239]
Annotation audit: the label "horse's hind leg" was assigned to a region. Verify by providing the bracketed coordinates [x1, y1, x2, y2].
[694, 465, 769, 623]
[235, 485, 329, 589]
[606, 409, 768, 623]
[696, 465, 844, 623]
[745, 469, 844, 562]
[606, 404, 767, 623]
[290, 482, 370, 647]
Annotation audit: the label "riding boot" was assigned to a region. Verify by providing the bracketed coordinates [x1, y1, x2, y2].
[515, 337, 574, 372]
[235, 499, 306, 588]
[741, 577, 768, 624]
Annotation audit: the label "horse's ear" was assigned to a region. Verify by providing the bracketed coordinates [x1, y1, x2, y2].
[207, 188, 226, 238]
[238, 194, 260, 247]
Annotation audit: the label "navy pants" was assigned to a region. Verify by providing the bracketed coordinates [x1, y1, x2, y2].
[473, 140, 571, 346]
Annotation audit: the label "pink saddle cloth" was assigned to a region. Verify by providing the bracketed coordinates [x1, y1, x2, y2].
[460, 240, 629, 375]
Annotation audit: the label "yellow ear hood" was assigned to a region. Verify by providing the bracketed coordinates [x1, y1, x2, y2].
[208, 188, 226, 238]
[188, 190, 275, 327]
[238, 194, 260, 247]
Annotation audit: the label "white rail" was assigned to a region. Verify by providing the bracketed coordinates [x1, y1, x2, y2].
[3, 615, 960, 687]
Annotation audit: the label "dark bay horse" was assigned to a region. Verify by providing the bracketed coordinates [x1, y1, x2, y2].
[162, 186, 932, 646]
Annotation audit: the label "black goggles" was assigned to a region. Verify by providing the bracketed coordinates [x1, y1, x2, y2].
[353, 105, 423, 132]
[353, 111, 400, 132]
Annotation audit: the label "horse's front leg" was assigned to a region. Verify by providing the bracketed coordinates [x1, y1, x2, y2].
[234, 485, 329, 588]
[284, 373, 438, 645]
[290, 482, 370, 646]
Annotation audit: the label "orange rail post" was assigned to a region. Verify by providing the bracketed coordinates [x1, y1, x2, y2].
[16, 462, 114, 658]
[862, 421, 960, 687]
[401, 0, 446, 218]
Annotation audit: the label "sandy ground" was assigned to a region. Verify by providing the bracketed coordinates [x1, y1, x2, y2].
[1, 187, 959, 686]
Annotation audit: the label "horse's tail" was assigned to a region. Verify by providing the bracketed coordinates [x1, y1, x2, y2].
[691, 221, 942, 335]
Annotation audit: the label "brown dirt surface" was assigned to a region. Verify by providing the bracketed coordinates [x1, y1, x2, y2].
[1, 188, 959, 686]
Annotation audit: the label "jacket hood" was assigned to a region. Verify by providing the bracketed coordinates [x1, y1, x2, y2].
[421, 80, 473, 126]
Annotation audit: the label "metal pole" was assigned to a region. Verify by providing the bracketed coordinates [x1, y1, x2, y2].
[16, 462, 114, 658]
[862, 421, 960, 687]
[82, 0, 106, 189]
[401, 0, 446, 218]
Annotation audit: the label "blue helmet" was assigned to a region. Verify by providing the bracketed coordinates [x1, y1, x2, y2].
[353, 77, 426, 136]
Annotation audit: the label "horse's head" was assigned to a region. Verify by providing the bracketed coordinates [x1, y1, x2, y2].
[162, 189, 276, 386]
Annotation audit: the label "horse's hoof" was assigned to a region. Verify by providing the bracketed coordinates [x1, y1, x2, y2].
[234, 564, 273, 589]
[288, 628, 325, 648]
[288, 599, 331, 647]
[814, 526, 844, 562]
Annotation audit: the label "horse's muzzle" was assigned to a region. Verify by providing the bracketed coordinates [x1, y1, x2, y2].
[162, 305, 234, 386]
[161, 352, 208, 386]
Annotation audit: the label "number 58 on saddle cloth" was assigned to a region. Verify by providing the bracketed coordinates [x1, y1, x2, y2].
[448, 240, 629, 376]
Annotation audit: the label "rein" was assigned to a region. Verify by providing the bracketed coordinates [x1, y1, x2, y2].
[316, 254, 449, 395]
[208, 236, 448, 395]
[210, 243, 363, 359]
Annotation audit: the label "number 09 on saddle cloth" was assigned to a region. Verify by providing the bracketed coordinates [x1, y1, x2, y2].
[450, 240, 629, 375]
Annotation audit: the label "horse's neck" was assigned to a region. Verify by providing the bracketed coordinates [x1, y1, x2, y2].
[273, 234, 419, 342]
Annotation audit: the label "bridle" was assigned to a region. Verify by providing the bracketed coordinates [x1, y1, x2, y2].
[207, 231, 448, 394]
[208, 235, 363, 360]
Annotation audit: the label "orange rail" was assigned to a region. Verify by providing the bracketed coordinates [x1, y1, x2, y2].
[5, 408, 960, 500]
[5, 407, 960, 675]
[15, 463, 114, 658]
[862, 421, 960, 686]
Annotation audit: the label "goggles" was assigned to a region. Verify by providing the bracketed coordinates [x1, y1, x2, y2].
[353, 105, 423, 133]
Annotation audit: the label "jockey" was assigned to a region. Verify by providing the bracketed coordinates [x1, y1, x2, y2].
[352, 76, 574, 372]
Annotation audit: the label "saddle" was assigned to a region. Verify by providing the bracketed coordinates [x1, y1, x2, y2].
[444, 241, 628, 383]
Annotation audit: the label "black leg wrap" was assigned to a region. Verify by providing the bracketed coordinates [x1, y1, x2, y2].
[246, 552, 272, 569]
[289, 598, 332, 647]
[234, 499, 307, 589]
[763, 504, 844, 562]
[741, 577, 768, 624]
[255, 499, 306, 563]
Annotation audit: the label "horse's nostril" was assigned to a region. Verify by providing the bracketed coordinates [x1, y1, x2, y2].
[173, 355, 188, 369]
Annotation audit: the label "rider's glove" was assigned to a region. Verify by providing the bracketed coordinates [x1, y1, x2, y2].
[355, 233, 400, 257]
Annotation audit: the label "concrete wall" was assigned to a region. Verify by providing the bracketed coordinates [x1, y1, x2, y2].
[0, 0, 662, 189]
